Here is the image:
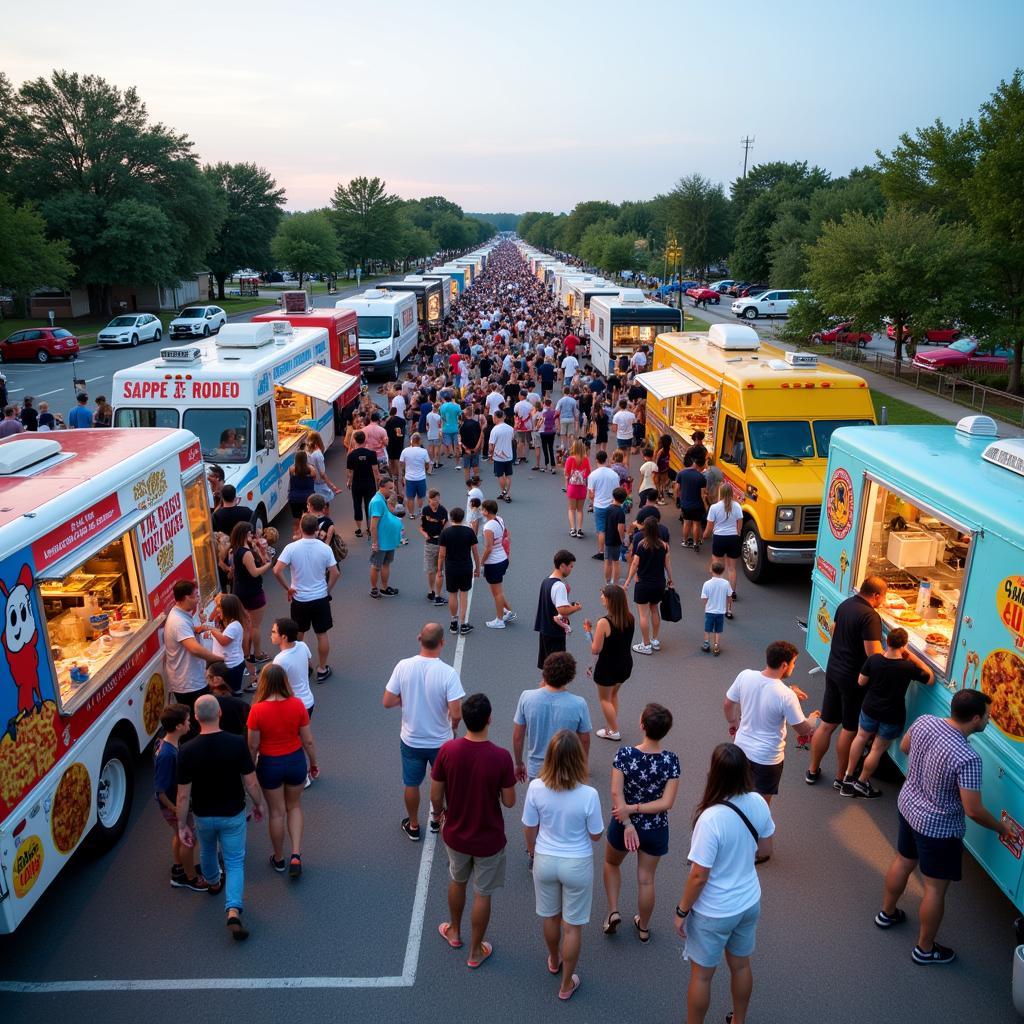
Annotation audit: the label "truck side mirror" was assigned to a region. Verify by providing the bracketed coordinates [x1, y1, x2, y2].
[264, 430, 275, 451]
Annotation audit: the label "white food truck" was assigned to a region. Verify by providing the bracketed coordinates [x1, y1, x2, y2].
[0, 428, 219, 931]
[337, 288, 419, 380]
[112, 322, 355, 528]
[588, 290, 683, 375]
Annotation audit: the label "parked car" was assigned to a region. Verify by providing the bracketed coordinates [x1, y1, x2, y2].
[708, 280, 735, 293]
[731, 289, 805, 320]
[912, 337, 1010, 372]
[738, 283, 769, 298]
[726, 281, 749, 297]
[169, 305, 227, 339]
[97, 313, 163, 348]
[685, 286, 722, 305]
[885, 323, 961, 344]
[0, 327, 80, 363]
[812, 322, 874, 347]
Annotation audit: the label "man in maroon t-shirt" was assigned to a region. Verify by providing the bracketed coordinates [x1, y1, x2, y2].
[431, 693, 516, 968]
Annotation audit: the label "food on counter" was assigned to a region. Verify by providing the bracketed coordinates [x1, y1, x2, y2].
[925, 632, 950, 648]
[896, 610, 924, 626]
[884, 594, 908, 611]
[982, 650, 1024, 739]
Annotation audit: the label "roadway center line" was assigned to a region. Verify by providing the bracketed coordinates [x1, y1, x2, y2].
[34, 389, 63, 397]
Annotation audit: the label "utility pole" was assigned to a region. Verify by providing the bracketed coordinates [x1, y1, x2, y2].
[740, 136, 755, 178]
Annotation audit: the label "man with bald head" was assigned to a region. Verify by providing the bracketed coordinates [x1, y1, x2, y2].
[176, 694, 266, 941]
[383, 624, 466, 842]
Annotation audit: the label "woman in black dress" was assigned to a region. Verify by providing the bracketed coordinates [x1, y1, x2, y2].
[230, 521, 274, 685]
[584, 585, 635, 741]
[592, 403, 610, 455]
[624, 517, 674, 657]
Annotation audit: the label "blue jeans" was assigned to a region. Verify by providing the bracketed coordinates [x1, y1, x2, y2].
[195, 810, 248, 913]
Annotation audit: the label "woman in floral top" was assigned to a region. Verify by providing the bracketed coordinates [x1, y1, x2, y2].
[602, 703, 680, 943]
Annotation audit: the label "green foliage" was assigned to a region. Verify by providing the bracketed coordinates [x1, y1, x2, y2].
[601, 234, 639, 276]
[0, 193, 74, 310]
[203, 162, 286, 297]
[558, 201, 619, 252]
[666, 174, 732, 277]
[330, 176, 402, 269]
[468, 212, 519, 231]
[93, 198, 178, 286]
[271, 211, 340, 286]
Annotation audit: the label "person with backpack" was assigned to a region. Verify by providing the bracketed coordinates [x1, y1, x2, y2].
[480, 499, 515, 630]
[563, 439, 591, 539]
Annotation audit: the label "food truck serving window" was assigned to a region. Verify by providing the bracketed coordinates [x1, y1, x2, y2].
[39, 529, 150, 714]
[182, 409, 250, 465]
[853, 477, 972, 680]
[611, 324, 657, 356]
[114, 408, 179, 429]
[184, 476, 219, 602]
[275, 385, 313, 454]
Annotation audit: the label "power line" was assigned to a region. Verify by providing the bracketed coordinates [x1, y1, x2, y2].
[740, 136, 755, 178]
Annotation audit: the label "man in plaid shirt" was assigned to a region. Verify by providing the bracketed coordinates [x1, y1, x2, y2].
[875, 689, 1011, 965]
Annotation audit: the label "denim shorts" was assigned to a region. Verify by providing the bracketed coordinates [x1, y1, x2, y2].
[684, 902, 761, 967]
[858, 710, 903, 741]
[405, 478, 427, 500]
[400, 739, 441, 786]
[704, 612, 725, 634]
[442, 431, 458, 447]
[594, 506, 609, 534]
[255, 747, 307, 790]
[462, 451, 480, 468]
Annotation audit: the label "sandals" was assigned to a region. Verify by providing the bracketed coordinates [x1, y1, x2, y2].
[467, 941, 493, 968]
[558, 974, 581, 1001]
[226, 912, 249, 941]
[547, 954, 563, 975]
[438, 921, 463, 948]
[634, 915, 651, 943]
[602, 910, 622, 934]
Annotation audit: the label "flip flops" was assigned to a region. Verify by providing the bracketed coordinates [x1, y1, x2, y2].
[438, 921, 463, 948]
[467, 941, 493, 968]
[558, 974, 581, 1001]
[547, 954, 563, 975]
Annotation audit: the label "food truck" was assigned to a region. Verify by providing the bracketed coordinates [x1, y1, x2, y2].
[642, 324, 875, 581]
[806, 417, 1024, 912]
[336, 288, 419, 380]
[428, 265, 467, 295]
[251, 303, 359, 430]
[588, 290, 682, 376]
[570, 280, 618, 323]
[420, 273, 454, 315]
[0, 428, 218, 931]
[453, 257, 480, 285]
[376, 276, 444, 328]
[112, 322, 355, 528]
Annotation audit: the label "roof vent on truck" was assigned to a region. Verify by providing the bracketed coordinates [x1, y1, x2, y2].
[708, 323, 759, 351]
[0, 437, 62, 475]
[958, 414, 999, 438]
[982, 437, 1024, 478]
[215, 323, 279, 349]
[617, 289, 647, 304]
[159, 345, 203, 364]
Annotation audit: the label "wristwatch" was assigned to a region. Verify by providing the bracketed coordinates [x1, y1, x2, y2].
[676, 904, 689, 919]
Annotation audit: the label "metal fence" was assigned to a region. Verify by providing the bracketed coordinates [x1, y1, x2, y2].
[826, 342, 1024, 425]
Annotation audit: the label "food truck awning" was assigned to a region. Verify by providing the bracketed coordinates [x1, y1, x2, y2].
[634, 368, 705, 401]
[282, 366, 357, 404]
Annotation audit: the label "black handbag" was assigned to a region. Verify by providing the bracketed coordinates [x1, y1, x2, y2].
[660, 586, 682, 623]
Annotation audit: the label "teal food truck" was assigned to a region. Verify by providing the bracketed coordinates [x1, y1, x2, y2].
[806, 415, 1024, 911]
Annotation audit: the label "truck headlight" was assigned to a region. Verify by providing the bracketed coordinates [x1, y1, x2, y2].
[777, 522, 794, 533]
[379, 343, 392, 357]
[777, 507, 796, 522]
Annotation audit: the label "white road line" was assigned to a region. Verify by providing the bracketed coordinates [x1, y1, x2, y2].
[85, 376, 104, 383]
[34, 389, 63, 397]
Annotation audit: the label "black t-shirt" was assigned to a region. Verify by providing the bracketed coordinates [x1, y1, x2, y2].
[636, 505, 661, 526]
[859, 653, 929, 728]
[459, 418, 482, 450]
[439, 524, 478, 571]
[632, 522, 670, 552]
[678, 468, 706, 508]
[421, 504, 448, 542]
[385, 416, 406, 455]
[539, 363, 555, 386]
[215, 694, 251, 736]
[212, 504, 253, 536]
[604, 504, 626, 546]
[628, 383, 645, 402]
[635, 538, 668, 583]
[827, 594, 883, 682]
[347, 447, 377, 489]
[607, 374, 621, 393]
[177, 731, 254, 818]
[479, 356, 493, 377]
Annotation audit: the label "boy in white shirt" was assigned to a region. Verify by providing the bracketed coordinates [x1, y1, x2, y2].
[466, 475, 484, 535]
[700, 561, 733, 655]
[271, 614, 317, 787]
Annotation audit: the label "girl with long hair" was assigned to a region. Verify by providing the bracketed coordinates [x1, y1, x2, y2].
[703, 481, 743, 603]
[204, 593, 248, 696]
[305, 431, 340, 510]
[676, 744, 774, 1024]
[287, 449, 315, 538]
[655, 434, 672, 504]
[563, 439, 591, 538]
[229, 521, 273, 684]
[624, 516, 674, 656]
[583, 585, 635, 739]
[247, 664, 319, 879]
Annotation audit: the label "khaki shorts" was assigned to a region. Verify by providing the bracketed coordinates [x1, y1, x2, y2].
[424, 542, 440, 575]
[446, 845, 507, 896]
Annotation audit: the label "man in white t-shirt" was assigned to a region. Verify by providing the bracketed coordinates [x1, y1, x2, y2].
[485, 385, 504, 417]
[724, 640, 817, 810]
[399, 433, 432, 517]
[586, 450, 621, 560]
[488, 411, 516, 503]
[513, 393, 535, 463]
[383, 623, 465, 840]
[560, 353, 579, 386]
[611, 399, 636, 451]
[164, 579, 222, 716]
[273, 514, 340, 683]
[271, 617, 314, 711]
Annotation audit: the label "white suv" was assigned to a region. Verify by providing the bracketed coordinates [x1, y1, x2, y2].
[169, 305, 227, 338]
[731, 289, 805, 320]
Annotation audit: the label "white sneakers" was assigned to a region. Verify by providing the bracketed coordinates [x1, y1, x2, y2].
[502, 609, 517, 623]
[486, 619, 506, 629]
[632, 642, 653, 655]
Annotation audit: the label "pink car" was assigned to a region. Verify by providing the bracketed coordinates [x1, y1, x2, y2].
[887, 324, 960, 344]
[685, 287, 721, 305]
[912, 337, 1010, 371]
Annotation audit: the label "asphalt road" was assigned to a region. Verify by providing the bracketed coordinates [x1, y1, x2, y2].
[0, 411, 1020, 1021]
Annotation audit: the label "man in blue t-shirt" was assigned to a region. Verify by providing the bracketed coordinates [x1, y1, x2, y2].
[369, 477, 404, 599]
[67, 392, 94, 428]
[438, 395, 462, 462]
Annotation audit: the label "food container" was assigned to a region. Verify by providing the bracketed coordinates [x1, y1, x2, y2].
[89, 613, 110, 637]
[109, 621, 132, 638]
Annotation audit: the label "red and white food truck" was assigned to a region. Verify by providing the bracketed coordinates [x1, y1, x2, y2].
[0, 428, 219, 932]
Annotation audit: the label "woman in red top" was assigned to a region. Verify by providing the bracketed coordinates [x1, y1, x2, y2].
[247, 664, 319, 877]
[563, 439, 591, 539]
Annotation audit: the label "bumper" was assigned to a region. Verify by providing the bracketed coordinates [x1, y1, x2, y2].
[97, 337, 129, 346]
[766, 544, 815, 565]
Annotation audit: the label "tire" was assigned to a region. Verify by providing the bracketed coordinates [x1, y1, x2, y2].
[203, 325, 210, 337]
[740, 520, 771, 583]
[252, 504, 268, 532]
[130, 334, 139, 348]
[84, 735, 134, 854]
[154, 328, 162, 343]
[743, 307, 758, 321]
[35, 349, 49, 363]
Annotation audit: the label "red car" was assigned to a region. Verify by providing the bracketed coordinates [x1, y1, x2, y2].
[0, 327, 80, 363]
[912, 337, 1010, 371]
[812, 322, 873, 347]
[685, 287, 721, 305]
[886, 324, 960, 344]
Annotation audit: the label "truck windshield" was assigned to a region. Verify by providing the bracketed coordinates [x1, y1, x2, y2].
[182, 408, 251, 464]
[357, 315, 392, 340]
[747, 421, 815, 460]
[812, 419, 874, 458]
[113, 408, 179, 428]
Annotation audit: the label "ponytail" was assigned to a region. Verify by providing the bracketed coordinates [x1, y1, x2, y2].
[720, 482, 733, 515]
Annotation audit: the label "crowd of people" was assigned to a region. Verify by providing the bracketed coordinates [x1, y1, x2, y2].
[153, 241, 1010, 1018]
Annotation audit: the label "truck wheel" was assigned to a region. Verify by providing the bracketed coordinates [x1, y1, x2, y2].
[253, 504, 268, 532]
[740, 521, 771, 583]
[85, 736, 134, 854]
[743, 307, 758, 321]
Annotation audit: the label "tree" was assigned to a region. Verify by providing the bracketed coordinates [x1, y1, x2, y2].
[601, 235, 639, 277]
[0, 194, 74, 316]
[579, 219, 614, 267]
[270, 212, 339, 286]
[0, 73, 14, 191]
[804, 206, 982, 363]
[330, 176, 401, 270]
[203, 162, 286, 298]
[558, 201, 619, 252]
[394, 215, 436, 269]
[92, 198, 178, 287]
[666, 175, 732, 278]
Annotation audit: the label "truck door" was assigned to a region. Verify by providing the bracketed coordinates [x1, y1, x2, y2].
[255, 401, 277, 519]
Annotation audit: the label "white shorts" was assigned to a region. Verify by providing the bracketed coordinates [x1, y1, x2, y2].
[532, 853, 593, 925]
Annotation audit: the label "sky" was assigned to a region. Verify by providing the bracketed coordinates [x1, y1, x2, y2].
[2, 0, 1022, 214]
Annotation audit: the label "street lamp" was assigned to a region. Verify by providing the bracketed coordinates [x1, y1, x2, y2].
[665, 238, 684, 310]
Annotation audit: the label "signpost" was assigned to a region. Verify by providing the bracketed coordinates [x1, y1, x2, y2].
[665, 238, 684, 311]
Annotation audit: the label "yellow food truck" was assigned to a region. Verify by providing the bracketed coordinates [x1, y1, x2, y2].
[641, 324, 875, 581]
